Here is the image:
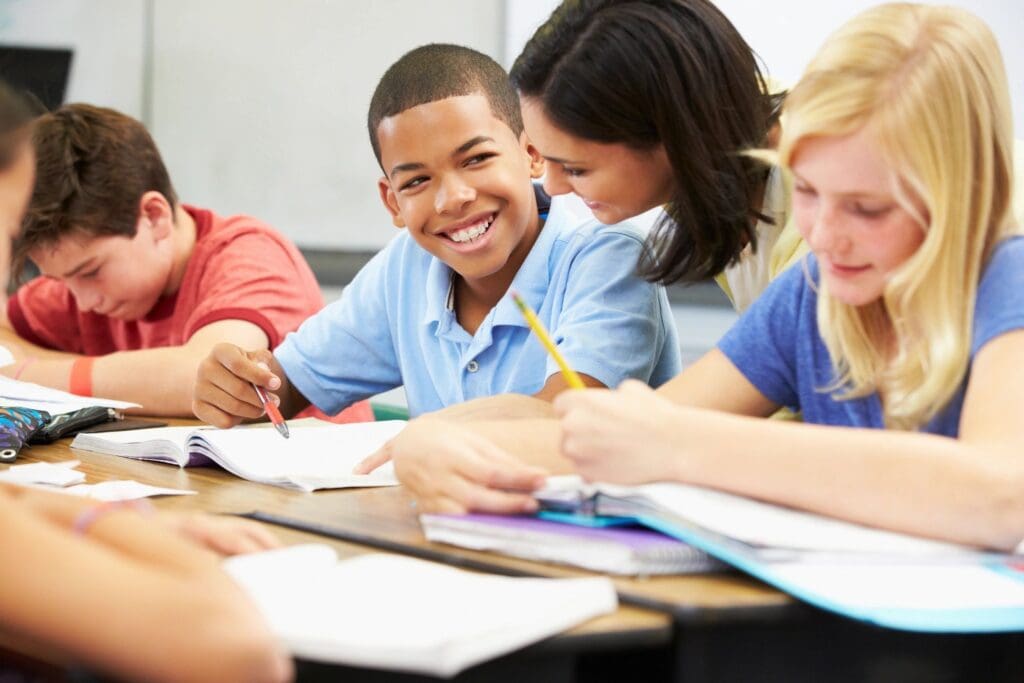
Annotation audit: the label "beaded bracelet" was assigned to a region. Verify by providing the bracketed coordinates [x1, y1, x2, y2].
[72, 499, 155, 536]
[11, 357, 35, 380]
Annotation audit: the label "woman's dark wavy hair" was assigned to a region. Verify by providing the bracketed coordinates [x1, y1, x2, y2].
[511, 0, 783, 285]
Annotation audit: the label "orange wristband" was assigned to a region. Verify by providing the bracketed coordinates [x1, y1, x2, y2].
[69, 357, 95, 397]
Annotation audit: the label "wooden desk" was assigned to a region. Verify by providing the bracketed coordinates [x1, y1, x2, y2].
[10, 435, 671, 683]
[16, 433, 1024, 683]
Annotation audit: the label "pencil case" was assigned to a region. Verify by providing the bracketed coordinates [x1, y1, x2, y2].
[0, 406, 51, 463]
[31, 406, 120, 444]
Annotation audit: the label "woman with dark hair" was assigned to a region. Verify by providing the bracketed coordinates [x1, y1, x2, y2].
[511, 0, 801, 310]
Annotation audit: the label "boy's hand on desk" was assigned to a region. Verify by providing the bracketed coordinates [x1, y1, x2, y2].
[193, 343, 281, 427]
[383, 420, 548, 515]
[161, 511, 281, 556]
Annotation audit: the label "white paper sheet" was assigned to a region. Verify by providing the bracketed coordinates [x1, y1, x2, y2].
[0, 376, 139, 414]
[0, 460, 85, 486]
[63, 480, 197, 501]
[224, 545, 617, 677]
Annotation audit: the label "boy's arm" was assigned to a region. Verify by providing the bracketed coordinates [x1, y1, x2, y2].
[3, 319, 276, 416]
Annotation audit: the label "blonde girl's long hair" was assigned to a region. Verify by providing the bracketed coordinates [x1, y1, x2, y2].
[773, 3, 1016, 430]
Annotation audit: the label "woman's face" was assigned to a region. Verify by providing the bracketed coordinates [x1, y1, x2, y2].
[0, 141, 35, 287]
[520, 96, 675, 225]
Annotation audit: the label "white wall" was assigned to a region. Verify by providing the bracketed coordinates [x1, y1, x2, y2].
[0, 0, 146, 117]
[505, 1, 1024, 134]
[150, 0, 503, 251]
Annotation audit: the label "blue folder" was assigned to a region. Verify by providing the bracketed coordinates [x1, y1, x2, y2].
[537, 482, 1024, 633]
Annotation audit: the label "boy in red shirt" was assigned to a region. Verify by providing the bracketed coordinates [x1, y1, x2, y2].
[0, 103, 370, 420]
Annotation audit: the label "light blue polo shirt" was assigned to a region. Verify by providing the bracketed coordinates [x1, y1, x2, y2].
[274, 192, 681, 417]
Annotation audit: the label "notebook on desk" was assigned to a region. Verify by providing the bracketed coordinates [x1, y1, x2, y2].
[70, 421, 406, 491]
[536, 476, 1024, 633]
[421, 512, 724, 576]
[223, 544, 617, 677]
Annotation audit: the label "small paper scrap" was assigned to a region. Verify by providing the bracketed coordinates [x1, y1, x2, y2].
[64, 480, 197, 501]
[0, 460, 85, 487]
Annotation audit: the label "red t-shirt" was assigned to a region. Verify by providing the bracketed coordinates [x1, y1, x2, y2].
[9, 205, 372, 422]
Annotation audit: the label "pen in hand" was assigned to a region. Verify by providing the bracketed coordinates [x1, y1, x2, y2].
[252, 382, 290, 439]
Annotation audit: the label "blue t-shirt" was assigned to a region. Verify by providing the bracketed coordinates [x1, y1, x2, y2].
[718, 236, 1024, 436]
[275, 193, 682, 417]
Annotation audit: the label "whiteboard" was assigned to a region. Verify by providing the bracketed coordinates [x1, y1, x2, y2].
[0, 0, 145, 117]
[149, 0, 504, 251]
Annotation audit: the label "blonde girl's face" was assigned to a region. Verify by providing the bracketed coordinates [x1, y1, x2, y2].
[790, 127, 926, 307]
[520, 96, 675, 226]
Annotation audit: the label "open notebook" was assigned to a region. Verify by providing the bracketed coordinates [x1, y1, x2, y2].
[70, 421, 405, 491]
[536, 476, 1024, 632]
[224, 544, 617, 677]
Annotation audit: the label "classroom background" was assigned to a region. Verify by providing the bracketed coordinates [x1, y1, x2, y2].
[0, 0, 1021, 383]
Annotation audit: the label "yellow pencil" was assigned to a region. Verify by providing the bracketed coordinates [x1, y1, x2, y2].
[510, 290, 586, 389]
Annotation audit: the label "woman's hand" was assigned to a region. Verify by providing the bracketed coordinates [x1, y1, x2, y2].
[363, 419, 548, 515]
[554, 379, 686, 485]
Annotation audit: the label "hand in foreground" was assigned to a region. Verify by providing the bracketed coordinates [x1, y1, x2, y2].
[554, 379, 684, 485]
[362, 419, 548, 515]
[162, 511, 282, 556]
[193, 343, 280, 428]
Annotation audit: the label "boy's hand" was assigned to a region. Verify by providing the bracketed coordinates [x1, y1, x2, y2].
[376, 419, 548, 515]
[192, 343, 282, 428]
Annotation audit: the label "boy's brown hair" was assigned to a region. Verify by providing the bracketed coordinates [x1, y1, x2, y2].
[13, 103, 177, 277]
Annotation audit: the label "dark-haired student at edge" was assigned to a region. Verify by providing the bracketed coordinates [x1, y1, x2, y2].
[0, 82, 291, 683]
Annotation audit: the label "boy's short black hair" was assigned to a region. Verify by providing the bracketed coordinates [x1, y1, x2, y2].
[367, 44, 523, 166]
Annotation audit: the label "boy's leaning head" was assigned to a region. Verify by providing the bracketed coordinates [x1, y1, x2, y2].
[368, 44, 544, 289]
[16, 104, 177, 263]
[14, 104, 183, 319]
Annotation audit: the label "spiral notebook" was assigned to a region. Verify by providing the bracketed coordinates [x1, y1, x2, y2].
[70, 421, 406, 491]
[420, 512, 723, 575]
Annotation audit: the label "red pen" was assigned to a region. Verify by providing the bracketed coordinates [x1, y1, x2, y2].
[252, 382, 290, 439]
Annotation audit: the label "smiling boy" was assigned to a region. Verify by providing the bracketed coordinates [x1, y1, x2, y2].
[192, 44, 680, 427]
[0, 103, 371, 421]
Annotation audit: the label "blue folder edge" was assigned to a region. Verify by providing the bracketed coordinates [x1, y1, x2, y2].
[626, 513, 1024, 634]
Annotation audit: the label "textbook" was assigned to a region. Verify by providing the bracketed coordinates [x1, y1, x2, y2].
[420, 512, 724, 575]
[70, 421, 406, 491]
[536, 477, 1024, 633]
[224, 544, 618, 677]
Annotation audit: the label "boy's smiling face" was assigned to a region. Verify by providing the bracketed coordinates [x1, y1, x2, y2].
[376, 94, 545, 298]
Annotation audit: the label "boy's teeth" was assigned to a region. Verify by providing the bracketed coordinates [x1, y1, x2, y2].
[449, 216, 494, 243]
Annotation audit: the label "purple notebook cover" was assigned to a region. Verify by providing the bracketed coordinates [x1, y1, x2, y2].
[442, 513, 688, 551]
